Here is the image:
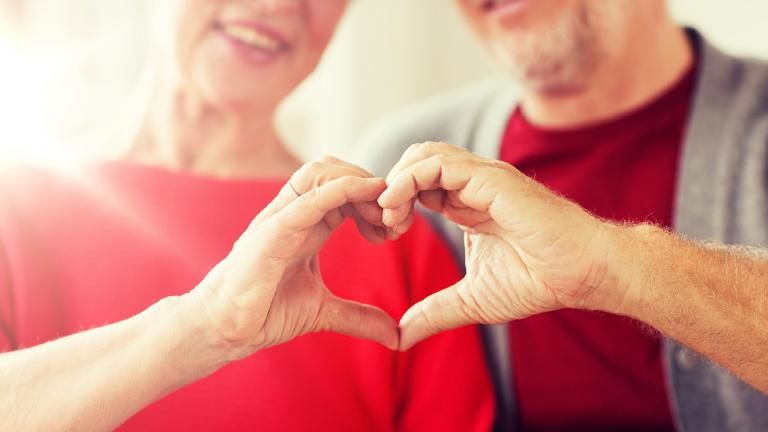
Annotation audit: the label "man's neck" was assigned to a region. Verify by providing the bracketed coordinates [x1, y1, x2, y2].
[521, 21, 693, 129]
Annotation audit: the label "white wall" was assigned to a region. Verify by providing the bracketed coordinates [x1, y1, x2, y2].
[0, 0, 151, 163]
[278, 0, 768, 160]
[670, 0, 768, 58]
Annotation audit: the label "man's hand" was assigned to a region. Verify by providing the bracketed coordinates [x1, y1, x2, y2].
[190, 157, 400, 359]
[378, 142, 620, 350]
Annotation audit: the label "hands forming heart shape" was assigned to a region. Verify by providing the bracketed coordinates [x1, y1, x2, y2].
[190, 142, 618, 358]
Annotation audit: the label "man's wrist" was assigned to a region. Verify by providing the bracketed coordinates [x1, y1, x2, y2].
[594, 222, 667, 318]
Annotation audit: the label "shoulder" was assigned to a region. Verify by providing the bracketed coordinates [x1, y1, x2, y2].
[695, 32, 768, 123]
[0, 161, 140, 244]
[0, 162, 113, 216]
[352, 78, 518, 176]
[690, 32, 768, 176]
[0, 164, 77, 216]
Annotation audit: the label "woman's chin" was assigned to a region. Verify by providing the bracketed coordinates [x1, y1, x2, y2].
[191, 66, 296, 114]
[198, 89, 285, 114]
[189, 40, 302, 114]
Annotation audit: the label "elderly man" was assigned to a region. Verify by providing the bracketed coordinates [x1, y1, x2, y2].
[358, 0, 768, 430]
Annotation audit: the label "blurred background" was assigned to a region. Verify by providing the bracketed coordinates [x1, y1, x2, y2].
[0, 0, 766, 165]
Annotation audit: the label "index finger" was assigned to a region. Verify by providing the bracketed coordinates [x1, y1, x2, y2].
[254, 158, 378, 225]
[385, 141, 471, 184]
[276, 176, 387, 232]
[378, 153, 477, 211]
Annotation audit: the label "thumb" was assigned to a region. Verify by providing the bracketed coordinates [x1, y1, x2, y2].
[319, 295, 400, 350]
[398, 278, 475, 351]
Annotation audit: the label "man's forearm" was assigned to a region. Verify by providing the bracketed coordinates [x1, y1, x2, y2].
[605, 224, 768, 392]
[0, 294, 230, 431]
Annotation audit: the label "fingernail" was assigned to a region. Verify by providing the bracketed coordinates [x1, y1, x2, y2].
[386, 228, 401, 241]
[399, 308, 418, 327]
[381, 209, 396, 227]
[397, 333, 416, 352]
[377, 195, 389, 208]
[388, 338, 399, 351]
[394, 221, 410, 235]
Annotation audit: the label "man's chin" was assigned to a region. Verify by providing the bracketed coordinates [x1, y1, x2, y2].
[486, 31, 593, 96]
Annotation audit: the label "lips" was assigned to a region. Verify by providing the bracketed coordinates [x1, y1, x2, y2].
[481, 0, 526, 13]
[215, 21, 288, 54]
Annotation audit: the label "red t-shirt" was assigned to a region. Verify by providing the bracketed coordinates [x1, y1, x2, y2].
[0, 162, 494, 431]
[499, 65, 696, 431]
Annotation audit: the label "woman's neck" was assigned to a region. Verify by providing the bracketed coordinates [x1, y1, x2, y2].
[129, 84, 302, 180]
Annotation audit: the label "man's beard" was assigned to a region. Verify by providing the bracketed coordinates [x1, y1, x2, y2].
[488, 2, 625, 96]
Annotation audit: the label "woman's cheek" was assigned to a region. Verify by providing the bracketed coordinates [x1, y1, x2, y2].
[172, 1, 220, 80]
[307, 0, 347, 44]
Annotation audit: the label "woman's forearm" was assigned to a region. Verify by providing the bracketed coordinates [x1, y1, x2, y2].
[608, 224, 768, 392]
[0, 293, 231, 432]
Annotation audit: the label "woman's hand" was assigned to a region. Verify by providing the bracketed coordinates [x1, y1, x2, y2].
[191, 157, 400, 360]
[378, 142, 618, 350]
[0, 158, 401, 432]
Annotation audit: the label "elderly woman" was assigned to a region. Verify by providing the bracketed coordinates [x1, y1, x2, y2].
[0, 1, 493, 430]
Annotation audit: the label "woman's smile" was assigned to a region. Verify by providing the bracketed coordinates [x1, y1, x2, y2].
[214, 20, 289, 65]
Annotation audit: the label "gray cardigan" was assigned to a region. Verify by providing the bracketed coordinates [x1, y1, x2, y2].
[355, 31, 768, 431]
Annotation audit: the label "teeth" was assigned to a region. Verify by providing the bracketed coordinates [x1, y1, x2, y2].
[220, 24, 283, 51]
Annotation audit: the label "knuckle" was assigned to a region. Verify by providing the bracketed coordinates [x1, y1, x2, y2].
[312, 172, 334, 189]
[305, 160, 326, 175]
[407, 142, 425, 152]
[406, 141, 430, 156]
[487, 158, 516, 175]
[424, 141, 460, 154]
[338, 175, 360, 187]
[334, 175, 352, 184]
[296, 161, 314, 176]
[420, 141, 440, 153]
[431, 152, 447, 163]
[298, 161, 334, 189]
[291, 162, 321, 190]
[319, 155, 341, 164]
[300, 187, 321, 203]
